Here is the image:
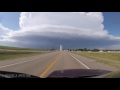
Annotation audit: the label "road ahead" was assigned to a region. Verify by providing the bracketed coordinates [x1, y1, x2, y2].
[0, 51, 118, 78]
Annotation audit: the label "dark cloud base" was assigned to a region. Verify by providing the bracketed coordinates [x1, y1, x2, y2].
[7, 34, 120, 49]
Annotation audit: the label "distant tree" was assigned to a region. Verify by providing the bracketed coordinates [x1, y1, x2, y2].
[77, 49, 81, 51]
[81, 49, 83, 51]
[93, 49, 99, 52]
[87, 49, 90, 51]
[83, 48, 88, 51]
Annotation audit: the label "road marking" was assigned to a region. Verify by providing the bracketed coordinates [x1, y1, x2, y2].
[40, 52, 63, 78]
[69, 54, 90, 69]
[0, 53, 54, 69]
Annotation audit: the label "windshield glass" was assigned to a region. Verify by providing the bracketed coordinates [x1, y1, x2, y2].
[0, 12, 120, 78]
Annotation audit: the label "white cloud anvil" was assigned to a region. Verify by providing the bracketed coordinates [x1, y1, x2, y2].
[0, 12, 120, 49]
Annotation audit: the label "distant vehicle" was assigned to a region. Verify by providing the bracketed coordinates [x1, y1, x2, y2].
[0, 69, 120, 78]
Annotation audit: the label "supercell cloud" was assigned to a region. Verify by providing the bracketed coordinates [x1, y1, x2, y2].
[0, 12, 120, 49]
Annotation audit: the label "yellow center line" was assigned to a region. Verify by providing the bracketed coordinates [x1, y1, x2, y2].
[40, 52, 63, 78]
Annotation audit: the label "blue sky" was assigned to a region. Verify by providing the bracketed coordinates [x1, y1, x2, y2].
[103, 12, 120, 36]
[0, 12, 20, 30]
[0, 12, 120, 49]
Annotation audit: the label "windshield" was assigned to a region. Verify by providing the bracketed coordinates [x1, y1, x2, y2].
[0, 12, 120, 78]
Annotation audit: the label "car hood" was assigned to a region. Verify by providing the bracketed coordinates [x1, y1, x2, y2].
[0, 69, 112, 78]
[47, 69, 112, 78]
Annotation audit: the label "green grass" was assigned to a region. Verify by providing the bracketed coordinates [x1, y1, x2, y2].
[0, 51, 51, 61]
[72, 51, 120, 69]
[0, 45, 53, 61]
[0, 45, 40, 50]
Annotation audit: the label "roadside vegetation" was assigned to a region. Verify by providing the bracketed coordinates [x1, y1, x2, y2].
[72, 51, 120, 69]
[0, 46, 36, 50]
[0, 51, 51, 61]
[0, 46, 52, 61]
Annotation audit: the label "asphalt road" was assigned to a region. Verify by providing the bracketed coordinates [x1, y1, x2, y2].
[0, 51, 118, 78]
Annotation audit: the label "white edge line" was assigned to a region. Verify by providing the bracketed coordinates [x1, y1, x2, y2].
[69, 54, 90, 69]
[0, 53, 52, 69]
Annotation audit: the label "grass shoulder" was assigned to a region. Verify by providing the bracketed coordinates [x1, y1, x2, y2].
[71, 51, 120, 69]
[0, 51, 52, 61]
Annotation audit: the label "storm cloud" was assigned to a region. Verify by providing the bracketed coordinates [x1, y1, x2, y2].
[0, 12, 120, 49]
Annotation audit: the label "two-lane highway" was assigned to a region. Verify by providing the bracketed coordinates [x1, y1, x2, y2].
[0, 51, 118, 78]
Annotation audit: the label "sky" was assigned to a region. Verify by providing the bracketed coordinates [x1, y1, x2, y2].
[0, 12, 120, 50]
